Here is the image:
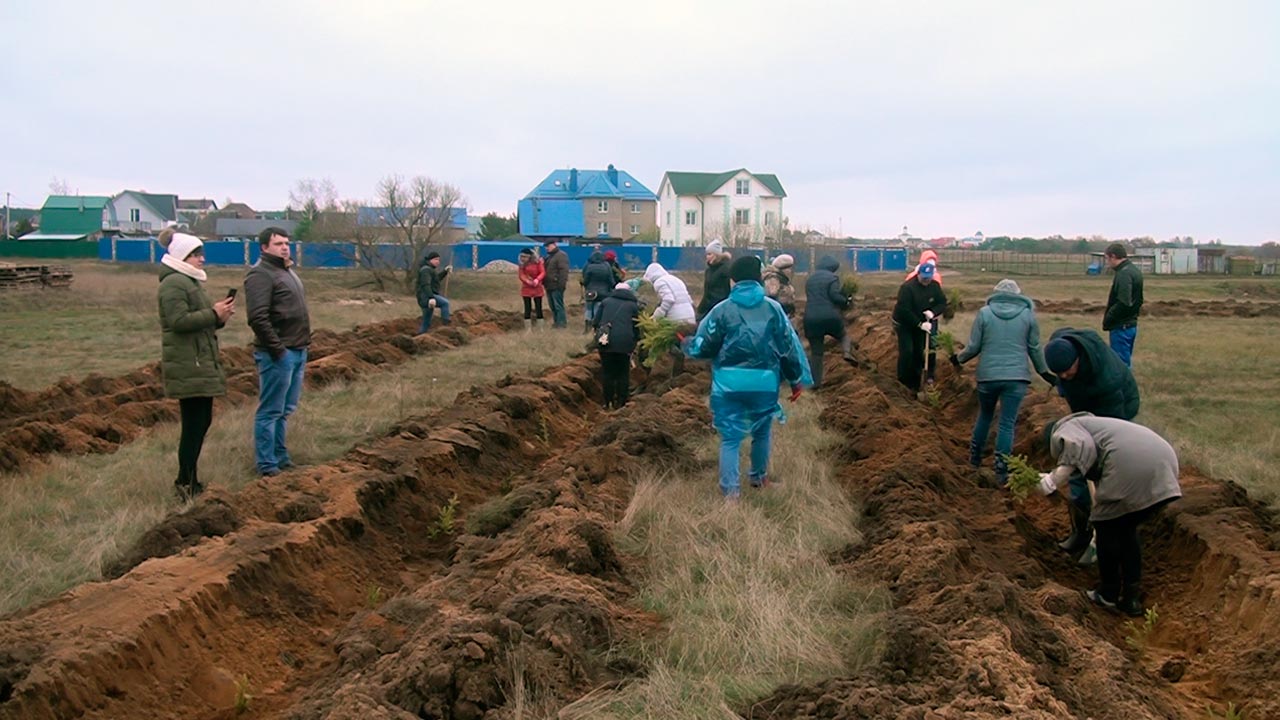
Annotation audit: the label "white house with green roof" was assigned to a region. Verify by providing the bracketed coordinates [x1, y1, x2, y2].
[656, 169, 786, 247]
[106, 190, 179, 234]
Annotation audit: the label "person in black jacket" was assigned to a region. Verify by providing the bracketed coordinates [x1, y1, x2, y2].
[416, 251, 452, 333]
[802, 256, 855, 387]
[580, 251, 615, 334]
[696, 240, 733, 320]
[892, 262, 947, 393]
[1043, 327, 1142, 562]
[594, 282, 641, 409]
[245, 227, 311, 477]
[1102, 243, 1144, 367]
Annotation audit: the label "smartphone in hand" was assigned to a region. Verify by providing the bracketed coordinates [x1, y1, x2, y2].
[226, 288, 238, 300]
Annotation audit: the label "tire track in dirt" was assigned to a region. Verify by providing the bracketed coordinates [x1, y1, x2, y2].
[746, 314, 1280, 719]
[0, 306, 522, 474]
[0, 352, 713, 719]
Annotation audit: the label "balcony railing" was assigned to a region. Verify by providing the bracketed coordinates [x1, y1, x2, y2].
[103, 220, 153, 233]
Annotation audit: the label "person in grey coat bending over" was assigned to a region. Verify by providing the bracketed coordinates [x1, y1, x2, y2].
[1038, 412, 1181, 617]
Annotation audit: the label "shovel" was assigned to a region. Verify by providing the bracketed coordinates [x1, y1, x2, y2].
[916, 325, 931, 401]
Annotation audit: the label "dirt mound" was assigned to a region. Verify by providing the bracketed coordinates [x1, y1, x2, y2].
[745, 315, 1280, 719]
[1035, 297, 1280, 318]
[0, 305, 522, 474]
[0, 349, 712, 719]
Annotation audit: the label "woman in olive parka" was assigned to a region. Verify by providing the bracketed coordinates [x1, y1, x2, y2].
[157, 228, 236, 499]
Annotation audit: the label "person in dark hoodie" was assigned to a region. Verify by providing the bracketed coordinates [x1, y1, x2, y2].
[157, 229, 235, 499]
[580, 250, 615, 334]
[594, 281, 642, 409]
[1102, 243, 1143, 367]
[416, 251, 452, 333]
[892, 262, 948, 393]
[802, 255, 856, 387]
[684, 256, 812, 500]
[1042, 328, 1141, 563]
[951, 279, 1057, 485]
[696, 240, 733, 320]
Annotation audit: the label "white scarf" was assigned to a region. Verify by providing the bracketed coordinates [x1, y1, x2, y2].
[161, 253, 207, 282]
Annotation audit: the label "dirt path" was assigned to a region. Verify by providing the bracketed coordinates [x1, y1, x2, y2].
[746, 315, 1280, 719]
[0, 306, 522, 474]
[0, 352, 713, 719]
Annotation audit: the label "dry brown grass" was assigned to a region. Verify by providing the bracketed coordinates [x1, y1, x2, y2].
[0, 330, 587, 616]
[559, 399, 884, 719]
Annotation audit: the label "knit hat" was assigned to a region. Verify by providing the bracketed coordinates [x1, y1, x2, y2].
[729, 255, 763, 283]
[993, 279, 1021, 294]
[917, 262, 936, 280]
[771, 254, 795, 269]
[1044, 338, 1079, 373]
[705, 240, 724, 255]
[604, 250, 617, 262]
[519, 246, 534, 257]
[425, 251, 441, 262]
[615, 282, 630, 290]
[542, 239, 557, 248]
[165, 232, 204, 262]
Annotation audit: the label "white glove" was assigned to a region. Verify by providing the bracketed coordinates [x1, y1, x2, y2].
[1039, 473, 1057, 496]
[919, 321, 932, 332]
[428, 298, 437, 308]
[445, 265, 453, 272]
[923, 310, 935, 320]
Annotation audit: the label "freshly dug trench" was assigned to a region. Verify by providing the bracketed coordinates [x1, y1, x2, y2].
[744, 314, 1280, 719]
[0, 306, 522, 473]
[0, 350, 713, 720]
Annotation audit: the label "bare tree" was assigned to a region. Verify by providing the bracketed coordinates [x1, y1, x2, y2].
[288, 178, 340, 221]
[351, 174, 466, 292]
[49, 176, 70, 195]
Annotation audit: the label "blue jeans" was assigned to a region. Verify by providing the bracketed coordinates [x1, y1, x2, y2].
[711, 392, 777, 497]
[254, 348, 307, 474]
[420, 295, 451, 332]
[585, 300, 602, 324]
[1109, 325, 1137, 367]
[547, 289, 567, 327]
[972, 380, 1029, 477]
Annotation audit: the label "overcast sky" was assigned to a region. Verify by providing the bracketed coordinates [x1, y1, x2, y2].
[2, 0, 1276, 243]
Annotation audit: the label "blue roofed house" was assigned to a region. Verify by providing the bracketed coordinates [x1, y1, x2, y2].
[105, 190, 179, 235]
[518, 165, 657, 243]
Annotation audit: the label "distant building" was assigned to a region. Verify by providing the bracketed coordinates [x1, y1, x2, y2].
[657, 169, 785, 247]
[355, 206, 469, 244]
[215, 218, 299, 240]
[106, 190, 178, 235]
[19, 195, 111, 241]
[519, 165, 657, 243]
[1, 207, 40, 238]
[220, 202, 258, 220]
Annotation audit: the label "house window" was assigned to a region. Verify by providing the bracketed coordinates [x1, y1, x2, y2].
[735, 179, 750, 195]
[597, 200, 609, 213]
[665, 211, 671, 226]
[685, 210, 697, 225]
[129, 208, 141, 222]
[598, 222, 608, 235]
[734, 209, 750, 225]
[630, 202, 641, 214]
[630, 224, 640, 235]
[765, 211, 775, 225]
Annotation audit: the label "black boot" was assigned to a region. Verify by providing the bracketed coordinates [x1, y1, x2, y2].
[1059, 502, 1092, 553]
[993, 453, 1009, 488]
[809, 348, 824, 387]
[968, 440, 982, 468]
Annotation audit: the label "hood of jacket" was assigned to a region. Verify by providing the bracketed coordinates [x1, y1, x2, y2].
[728, 280, 765, 308]
[987, 291, 1033, 320]
[817, 256, 839, 273]
[607, 287, 638, 304]
[589, 251, 605, 263]
[643, 263, 667, 284]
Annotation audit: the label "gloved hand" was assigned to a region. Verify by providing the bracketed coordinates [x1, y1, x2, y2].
[1040, 371, 1058, 387]
[949, 354, 961, 368]
[1039, 473, 1057, 496]
[923, 310, 935, 320]
[428, 298, 437, 308]
[919, 321, 932, 332]
[789, 384, 803, 403]
[445, 264, 453, 273]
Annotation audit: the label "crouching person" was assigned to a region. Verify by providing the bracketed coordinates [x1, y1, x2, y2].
[595, 282, 641, 409]
[684, 256, 812, 501]
[1038, 412, 1181, 617]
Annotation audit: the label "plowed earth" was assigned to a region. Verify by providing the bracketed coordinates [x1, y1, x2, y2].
[0, 306, 521, 474]
[1, 312, 1277, 720]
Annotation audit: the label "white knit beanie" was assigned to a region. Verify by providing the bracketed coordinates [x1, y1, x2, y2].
[994, 278, 1022, 294]
[167, 232, 203, 262]
[705, 240, 724, 255]
[771, 254, 794, 269]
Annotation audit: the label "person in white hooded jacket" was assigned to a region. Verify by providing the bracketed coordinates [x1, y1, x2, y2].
[643, 263, 696, 324]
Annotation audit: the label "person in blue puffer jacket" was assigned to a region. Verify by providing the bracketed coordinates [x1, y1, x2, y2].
[952, 279, 1057, 485]
[684, 255, 812, 501]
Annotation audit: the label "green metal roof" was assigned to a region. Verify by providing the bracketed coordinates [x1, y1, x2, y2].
[42, 195, 110, 211]
[122, 191, 178, 222]
[664, 169, 787, 198]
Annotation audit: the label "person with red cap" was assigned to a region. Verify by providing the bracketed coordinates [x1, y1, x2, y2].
[892, 262, 947, 393]
[603, 250, 627, 285]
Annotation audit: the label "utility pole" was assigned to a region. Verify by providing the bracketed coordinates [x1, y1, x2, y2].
[4, 192, 10, 241]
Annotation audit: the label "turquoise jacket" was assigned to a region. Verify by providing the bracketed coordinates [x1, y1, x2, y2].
[685, 281, 812, 397]
[955, 291, 1049, 383]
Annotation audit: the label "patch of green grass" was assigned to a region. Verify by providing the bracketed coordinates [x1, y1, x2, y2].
[234, 674, 253, 715]
[0, 330, 587, 615]
[560, 399, 885, 718]
[1124, 604, 1159, 657]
